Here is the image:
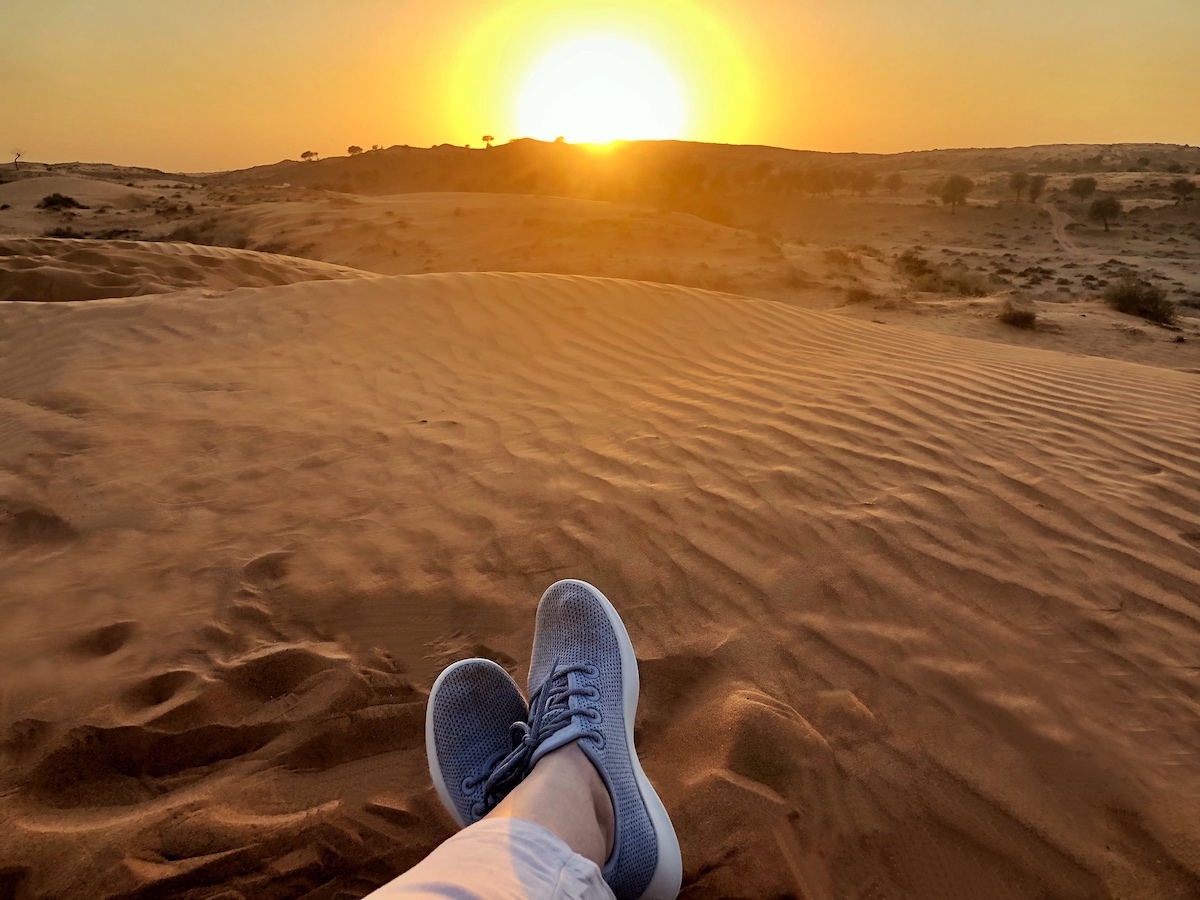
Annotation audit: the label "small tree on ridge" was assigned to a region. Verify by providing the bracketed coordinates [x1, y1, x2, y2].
[348, 145, 363, 156]
[1088, 197, 1122, 232]
[1069, 176, 1097, 201]
[1028, 174, 1048, 203]
[941, 175, 974, 214]
[1009, 172, 1030, 202]
[1170, 178, 1196, 204]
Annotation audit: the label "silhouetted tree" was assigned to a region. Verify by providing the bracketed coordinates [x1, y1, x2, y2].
[300, 151, 319, 162]
[1068, 176, 1097, 201]
[371, 144, 382, 151]
[851, 172, 878, 195]
[883, 173, 903, 193]
[940, 175, 974, 214]
[1088, 197, 1122, 231]
[11, 149, 21, 170]
[1170, 178, 1196, 203]
[482, 135, 495, 148]
[1009, 171, 1030, 202]
[1028, 174, 1048, 203]
[348, 145, 363, 156]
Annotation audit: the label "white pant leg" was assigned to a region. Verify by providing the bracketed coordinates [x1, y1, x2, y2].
[364, 818, 615, 900]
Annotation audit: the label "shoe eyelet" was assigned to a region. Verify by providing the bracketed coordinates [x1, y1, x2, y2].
[585, 687, 600, 700]
[585, 665, 599, 678]
[590, 732, 606, 750]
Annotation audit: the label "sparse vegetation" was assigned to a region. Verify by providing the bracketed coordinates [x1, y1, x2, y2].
[940, 175, 973, 214]
[1028, 174, 1048, 203]
[1088, 197, 1122, 232]
[1170, 178, 1196, 203]
[300, 150, 319, 162]
[43, 226, 86, 238]
[844, 286, 876, 304]
[482, 135, 495, 148]
[883, 173, 903, 193]
[896, 250, 986, 295]
[1103, 276, 1176, 325]
[1009, 172, 1030, 202]
[347, 145, 363, 156]
[38, 193, 88, 210]
[998, 298, 1037, 329]
[1068, 177, 1097, 201]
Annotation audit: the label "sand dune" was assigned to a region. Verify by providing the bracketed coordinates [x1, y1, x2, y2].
[0, 175, 163, 211]
[190, 191, 837, 303]
[2, 272, 1199, 898]
[0, 238, 368, 301]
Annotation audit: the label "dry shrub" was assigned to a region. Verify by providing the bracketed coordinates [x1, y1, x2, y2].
[998, 298, 1037, 329]
[844, 286, 876, 304]
[1103, 276, 1176, 325]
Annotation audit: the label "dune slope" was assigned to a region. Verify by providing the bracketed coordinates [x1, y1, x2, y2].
[0, 237, 369, 301]
[1, 273, 1198, 899]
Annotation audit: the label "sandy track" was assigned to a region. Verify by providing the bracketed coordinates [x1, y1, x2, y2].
[1044, 202, 1082, 254]
[1, 273, 1198, 898]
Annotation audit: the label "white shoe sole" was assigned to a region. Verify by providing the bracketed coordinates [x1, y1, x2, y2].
[544, 579, 683, 900]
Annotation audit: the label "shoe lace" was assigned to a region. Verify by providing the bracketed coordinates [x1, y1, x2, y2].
[468, 661, 600, 818]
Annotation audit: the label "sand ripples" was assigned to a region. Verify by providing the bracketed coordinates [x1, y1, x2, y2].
[1, 272, 1198, 897]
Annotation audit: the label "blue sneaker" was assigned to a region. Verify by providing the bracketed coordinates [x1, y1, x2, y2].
[425, 658, 529, 828]
[524, 579, 682, 900]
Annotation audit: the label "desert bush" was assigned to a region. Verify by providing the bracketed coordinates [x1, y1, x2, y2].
[941, 175, 974, 213]
[1088, 197, 1122, 232]
[1009, 172, 1030, 201]
[1170, 178, 1196, 203]
[1068, 177, 1097, 200]
[1028, 174, 1049, 203]
[1103, 276, 1176, 325]
[824, 248, 859, 269]
[998, 298, 1037, 329]
[895, 251, 935, 279]
[0, 203, 9, 210]
[43, 226, 86, 238]
[844, 286, 876, 304]
[38, 193, 87, 210]
[896, 251, 986, 296]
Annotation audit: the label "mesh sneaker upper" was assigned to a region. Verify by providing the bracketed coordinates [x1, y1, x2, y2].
[528, 581, 659, 900]
[427, 658, 528, 827]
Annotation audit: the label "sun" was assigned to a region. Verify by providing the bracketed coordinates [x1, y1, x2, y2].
[515, 37, 686, 144]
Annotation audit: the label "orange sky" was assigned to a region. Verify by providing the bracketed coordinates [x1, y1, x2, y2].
[3, 0, 1198, 172]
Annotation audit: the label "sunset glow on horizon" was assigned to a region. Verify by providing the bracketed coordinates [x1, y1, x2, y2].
[515, 38, 686, 144]
[1, 0, 1198, 170]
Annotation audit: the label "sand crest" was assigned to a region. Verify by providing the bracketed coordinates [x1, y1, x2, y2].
[1, 272, 1198, 898]
[0, 238, 368, 302]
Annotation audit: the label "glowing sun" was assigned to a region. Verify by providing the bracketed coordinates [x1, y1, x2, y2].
[516, 37, 686, 143]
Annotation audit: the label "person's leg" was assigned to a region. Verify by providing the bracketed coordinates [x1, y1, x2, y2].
[488, 739, 615, 868]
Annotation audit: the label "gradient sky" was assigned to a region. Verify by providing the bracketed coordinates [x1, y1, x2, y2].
[3, 0, 1198, 172]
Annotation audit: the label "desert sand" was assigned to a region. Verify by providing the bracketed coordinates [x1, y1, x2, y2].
[2, 147, 1200, 899]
